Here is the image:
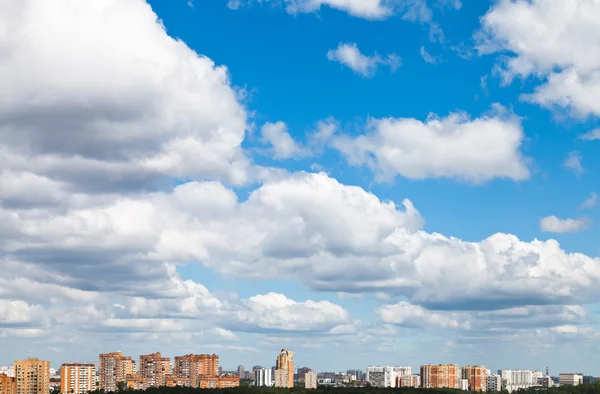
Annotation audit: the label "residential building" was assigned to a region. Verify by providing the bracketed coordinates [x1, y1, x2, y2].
[420, 364, 460, 389]
[173, 354, 219, 388]
[198, 376, 239, 389]
[139, 353, 171, 388]
[237, 366, 244, 379]
[486, 375, 502, 392]
[126, 374, 146, 390]
[559, 374, 583, 386]
[366, 366, 411, 388]
[462, 366, 487, 392]
[99, 352, 135, 392]
[274, 349, 294, 388]
[460, 379, 469, 391]
[14, 358, 50, 394]
[500, 370, 538, 393]
[397, 375, 421, 388]
[254, 368, 272, 387]
[164, 375, 188, 387]
[0, 369, 14, 379]
[305, 372, 317, 389]
[296, 367, 312, 381]
[60, 364, 95, 394]
[0, 373, 15, 394]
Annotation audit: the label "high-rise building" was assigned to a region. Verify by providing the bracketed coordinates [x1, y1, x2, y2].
[559, 374, 583, 386]
[60, 364, 95, 394]
[99, 352, 135, 392]
[254, 368, 272, 387]
[0, 373, 15, 394]
[173, 354, 219, 386]
[296, 367, 312, 381]
[274, 349, 294, 388]
[14, 358, 50, 394]
[462, 366, 487, 392]
[366, 366, 412, 388]
[398, 375, 421, 388]
[420, 364, 460, 389]
[486, 375, 502, 392]
[139, 353, 171, 388]
[237, 366, 244, 379]
[305, 372, 317, 389]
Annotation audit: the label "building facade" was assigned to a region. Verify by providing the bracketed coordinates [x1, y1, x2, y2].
[462, 366, 487, 392]
[420, 364, 460, 389]
[366, 366, 412, 388]
[60, 364, 95, 394]
[14, 358, 50, 394]
[559, 374, 583, 386]
[0, 373, 15, 394]
[274, 349, 294, 388]
[139, 353, 171, 388]
[486, 375, 502, 392]
[254, 368, 272, 387]
[99, 352, 135, 392]
[305, 372, 317, 389]
[397, 375, 421, 388]
[172, 354, 220, 388]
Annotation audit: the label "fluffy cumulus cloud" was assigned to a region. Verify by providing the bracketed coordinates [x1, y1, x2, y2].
[260, 121, 309, 159]
[327, 42, 401, 77]
[330, 107, 529, 183]
[540, 216, 590, 234]
[478, 0, 600, 117]
[0, 0, 251, 192]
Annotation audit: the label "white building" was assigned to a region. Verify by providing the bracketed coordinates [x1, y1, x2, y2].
[254, 368, 272, 387]
[486, 375, 502, 392]
[459, 379, 469, 391]
[501, 369, 537, 393]
[305, 372, 317, 389]
[559, 374, 583, 386]
[366, 366, 412, 388]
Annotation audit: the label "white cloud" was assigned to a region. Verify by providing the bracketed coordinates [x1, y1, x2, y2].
[579, 193, 598, 210]
[540, 216, 590, 234]
[564, 151, 584, 174]
[235, 293, 350, 332]
[0, 0, 251, 191]
[580, 128, 600, 141]
[378, 301, 469, 329]
[419, 46, 439, 64]
[478, 0, 600, 117]
[260, 121, 309, 159]
[331, 107, 529, 183]
[327, 43, 401, 77]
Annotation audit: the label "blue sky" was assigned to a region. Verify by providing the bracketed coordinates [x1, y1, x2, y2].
[1, 0, 600, 377]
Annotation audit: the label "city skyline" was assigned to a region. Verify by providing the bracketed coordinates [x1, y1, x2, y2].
[2, 0, 600, 376]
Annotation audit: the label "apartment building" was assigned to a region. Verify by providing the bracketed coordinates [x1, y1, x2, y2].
[172, 354, 220, 388]
[486, 375, 502, 392]
[0, 373, 15, 394]
[139, 353, 171, 388]
[254, 368, 272, 387]
[397, 375, 421, 388]
[197, 376, 239, 389]
[366, 366, 412, 388]
[462, 366, 487, 392]
[60, 364, 95, 394]
[559, 374, 583, 386]
[305, 372, 317, 389]
[99, 352, 135, 392]
[420, 364, 460, 389]
[14, 358, 50, 394]
[274, 349, 294, 388]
